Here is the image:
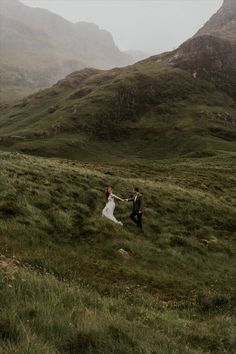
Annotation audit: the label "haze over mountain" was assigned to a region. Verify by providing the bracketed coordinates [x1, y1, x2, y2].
[124, 50, 148, 63]
[0, 0, 235, 160]
[0, 0, 132, 102]
[21, 0, 223, 54]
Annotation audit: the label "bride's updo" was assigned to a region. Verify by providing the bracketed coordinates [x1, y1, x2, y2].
[105, 186, 112, 201]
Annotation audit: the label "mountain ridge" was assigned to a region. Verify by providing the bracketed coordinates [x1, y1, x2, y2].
[0, 0, 133, 103]
[195, 0, 236, 42]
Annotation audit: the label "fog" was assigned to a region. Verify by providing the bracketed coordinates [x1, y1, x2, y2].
[21, 0, 223, 55]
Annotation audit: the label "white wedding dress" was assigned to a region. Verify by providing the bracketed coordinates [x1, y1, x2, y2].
[102, 193, 123, 225]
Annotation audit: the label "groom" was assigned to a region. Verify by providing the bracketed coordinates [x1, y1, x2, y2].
[126, 187, 144, 229]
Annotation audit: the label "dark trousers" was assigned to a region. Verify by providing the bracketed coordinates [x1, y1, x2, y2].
[130, 211, 143, 229]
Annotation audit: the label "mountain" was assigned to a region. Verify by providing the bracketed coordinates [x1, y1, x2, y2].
[195, 0, 236, 42]
[170, 34, 236, 98]
[0, 0, 235, 160]
[0, 0, 132, 103]
[174, 0, 236, 102]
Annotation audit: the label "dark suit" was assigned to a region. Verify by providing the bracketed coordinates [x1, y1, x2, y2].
[129, 193, 144, 229]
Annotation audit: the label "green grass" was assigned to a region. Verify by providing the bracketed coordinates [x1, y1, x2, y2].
[0, 150, 235, 353]
[0, 57, 235, 161]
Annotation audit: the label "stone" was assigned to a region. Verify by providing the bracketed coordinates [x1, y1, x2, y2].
[118, 249, 131, 259]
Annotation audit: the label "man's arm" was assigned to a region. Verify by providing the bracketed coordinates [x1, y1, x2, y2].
[125, 197, 133, 202]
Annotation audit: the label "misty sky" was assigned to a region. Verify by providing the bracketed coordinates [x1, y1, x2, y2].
[21, 0, 223, 55]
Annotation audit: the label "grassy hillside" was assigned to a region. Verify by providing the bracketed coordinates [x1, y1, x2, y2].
[0, 55, 236, 161]
[0, 150, 235, 353]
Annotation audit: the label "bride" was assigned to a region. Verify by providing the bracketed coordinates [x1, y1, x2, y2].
[102, 186, 124, 225]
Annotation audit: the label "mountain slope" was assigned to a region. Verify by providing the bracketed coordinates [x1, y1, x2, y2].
[0, 52, 235, 160]
[195, 0, 236, 42]
[170, 34, 236, 98]
[0, 0, 235, 160]
[0, 0, 132, 103]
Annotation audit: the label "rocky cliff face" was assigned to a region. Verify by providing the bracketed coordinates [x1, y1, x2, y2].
[169, 0, 236, 98]
[0, 0, 132, 102]
[169, 33, 236, 98]
[195, 0, 236, 42]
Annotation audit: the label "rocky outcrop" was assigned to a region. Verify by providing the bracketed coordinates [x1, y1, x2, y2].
[195, 0, 236, 42]
[168, 0, 236, 98]
[171, 35, 236, 98]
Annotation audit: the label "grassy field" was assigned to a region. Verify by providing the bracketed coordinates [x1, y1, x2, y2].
[0, 150, 235, 353]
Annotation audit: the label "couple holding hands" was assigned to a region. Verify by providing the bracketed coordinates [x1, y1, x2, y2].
[102, 186, 144, 229]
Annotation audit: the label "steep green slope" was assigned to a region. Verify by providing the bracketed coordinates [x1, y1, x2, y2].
[0, 151, 235, 353]
[0, 47, 235, 160]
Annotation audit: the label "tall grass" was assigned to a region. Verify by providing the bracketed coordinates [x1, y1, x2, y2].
[0, 151, 235, 353]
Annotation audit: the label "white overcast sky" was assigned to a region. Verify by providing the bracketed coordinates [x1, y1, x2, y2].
[21, 0, 223, 54]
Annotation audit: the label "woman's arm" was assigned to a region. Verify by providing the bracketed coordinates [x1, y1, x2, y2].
[111, 193, 124, 201]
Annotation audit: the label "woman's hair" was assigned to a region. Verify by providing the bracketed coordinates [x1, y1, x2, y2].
[105, 186, 112, 201]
